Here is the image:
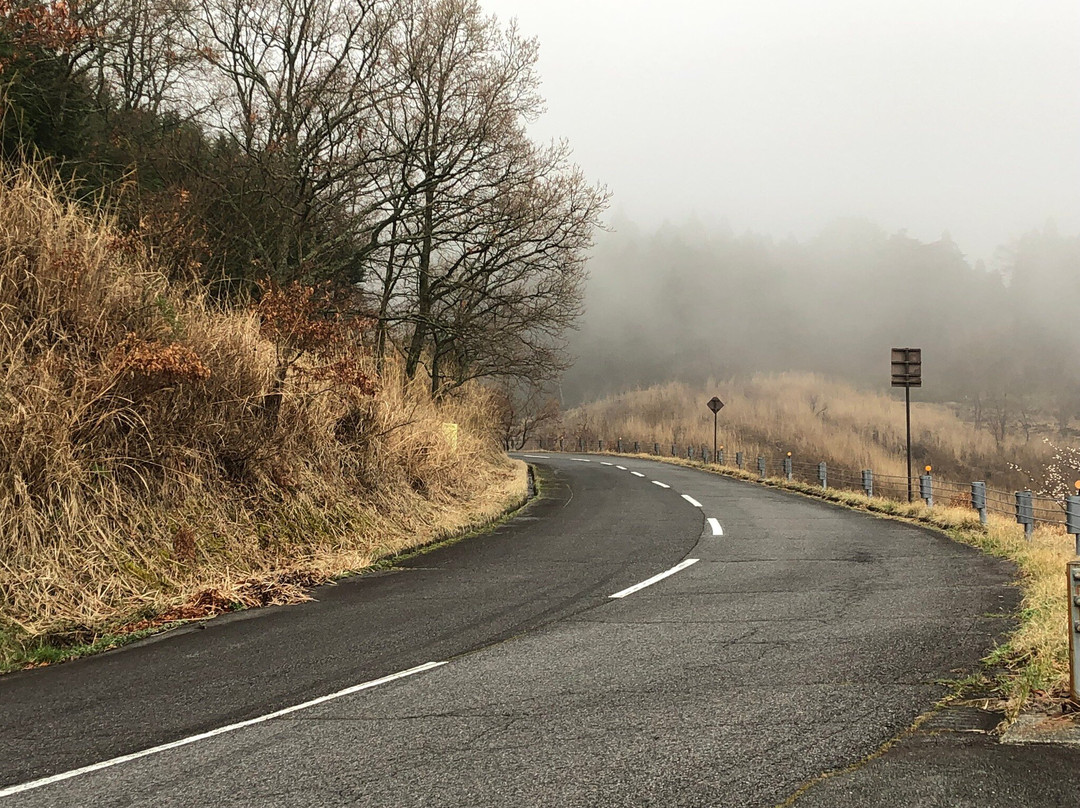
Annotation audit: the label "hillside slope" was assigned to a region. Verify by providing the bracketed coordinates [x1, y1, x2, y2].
[564, 374, 1051, 490]
[0, 169, 525, 669]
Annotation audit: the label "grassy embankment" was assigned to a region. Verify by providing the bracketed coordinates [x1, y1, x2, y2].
[0, 168, 527, 672]
[566, 376, 1052, 490]
[569, 382, 1075, 716]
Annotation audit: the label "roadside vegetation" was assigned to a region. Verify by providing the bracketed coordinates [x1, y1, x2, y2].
[560, 375, 1057, 491]
[0, 168, 530, 672]
[0, 0, 605, 671]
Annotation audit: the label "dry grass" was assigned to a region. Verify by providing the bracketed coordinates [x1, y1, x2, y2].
[0, 166, 526, 669]
[564, 376, 1051, 490]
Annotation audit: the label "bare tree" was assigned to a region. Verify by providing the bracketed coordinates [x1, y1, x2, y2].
[494, 380, 560, 451]
[74, 0, 199, 115]
[366, 0, 606, 394]
[187, 0, 396, 283]
[427, 144, 606, 394]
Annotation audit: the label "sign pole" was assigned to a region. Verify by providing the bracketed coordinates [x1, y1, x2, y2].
[906, 383, 913, 503]
[891, 348, 921, 505]
[713, 411, 718, 462]
[706, 397, 725, 463]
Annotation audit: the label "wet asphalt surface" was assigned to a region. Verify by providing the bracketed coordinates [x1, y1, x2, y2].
[5, 453, 1072, 807]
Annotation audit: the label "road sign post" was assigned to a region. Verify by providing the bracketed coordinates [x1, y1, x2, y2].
[707, 397, 724, 463]
[891, 348, 922, 502]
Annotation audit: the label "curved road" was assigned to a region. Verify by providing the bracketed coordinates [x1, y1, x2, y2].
[1, 454, 1017, 806]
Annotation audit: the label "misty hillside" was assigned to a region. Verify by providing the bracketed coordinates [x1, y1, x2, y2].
[564, 217, 1080, 429]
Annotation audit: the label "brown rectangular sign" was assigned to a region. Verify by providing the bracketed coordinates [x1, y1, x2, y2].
[891, 347, 922, 387]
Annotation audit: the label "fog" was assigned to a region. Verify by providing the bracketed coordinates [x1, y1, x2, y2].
[481, 0, 1079, 261]
[479, 0, 1080, 409]
[561, 219, 1080, 414]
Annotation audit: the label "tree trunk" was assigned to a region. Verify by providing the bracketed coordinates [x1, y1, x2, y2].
[404, 180, 436, 380]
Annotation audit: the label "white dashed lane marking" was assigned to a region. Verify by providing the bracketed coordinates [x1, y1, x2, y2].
[609, 559, 700, 599]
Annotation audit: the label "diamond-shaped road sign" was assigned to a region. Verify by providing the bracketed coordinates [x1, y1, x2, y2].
[707, 397, 724, 414]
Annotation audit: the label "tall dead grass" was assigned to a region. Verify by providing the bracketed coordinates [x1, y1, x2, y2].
[0, 166, 524, 666]
[565, 376, 1051, 490]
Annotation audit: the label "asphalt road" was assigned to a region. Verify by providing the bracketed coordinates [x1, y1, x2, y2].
[2, 453, 1061, 806]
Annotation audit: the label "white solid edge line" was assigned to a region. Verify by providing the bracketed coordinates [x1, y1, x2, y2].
[522, 454, 550, 459]
[681, 494, 703, 508]
[707, 518, 724, 536]
[0, 661, 448, 799]
[651, 481, 670, 488]
[631, 471, 646, 477]
[615, 465, 627, 470]
[609, 559, 700, 599]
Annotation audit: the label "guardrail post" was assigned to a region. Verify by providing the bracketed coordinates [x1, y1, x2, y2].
[972, 482, 987, 525]
[653, 442, 659, 455]
[1015, 490, 1034, 540]
[736, 451, 744, 470]
[577, 437, 583, 451]
[920, 473, 933, 507]
[718, 449, 724, 465]
[818, 462, 827, 490]
[598, 439, 603, 452]
[757, 456, 766, 480]
[784, 454, 793, 481]
[559, 437, 564, 452]
[1067, 495, 1080, 556]
[616, 438, 622, 453]
[1068, 562, 1080, 703]
[862, 469, 873, 498]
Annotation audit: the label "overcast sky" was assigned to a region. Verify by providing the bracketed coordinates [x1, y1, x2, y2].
[480, 0, 1079, 265]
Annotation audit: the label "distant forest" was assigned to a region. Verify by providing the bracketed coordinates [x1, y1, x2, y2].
[566, 216, 1080, 435]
